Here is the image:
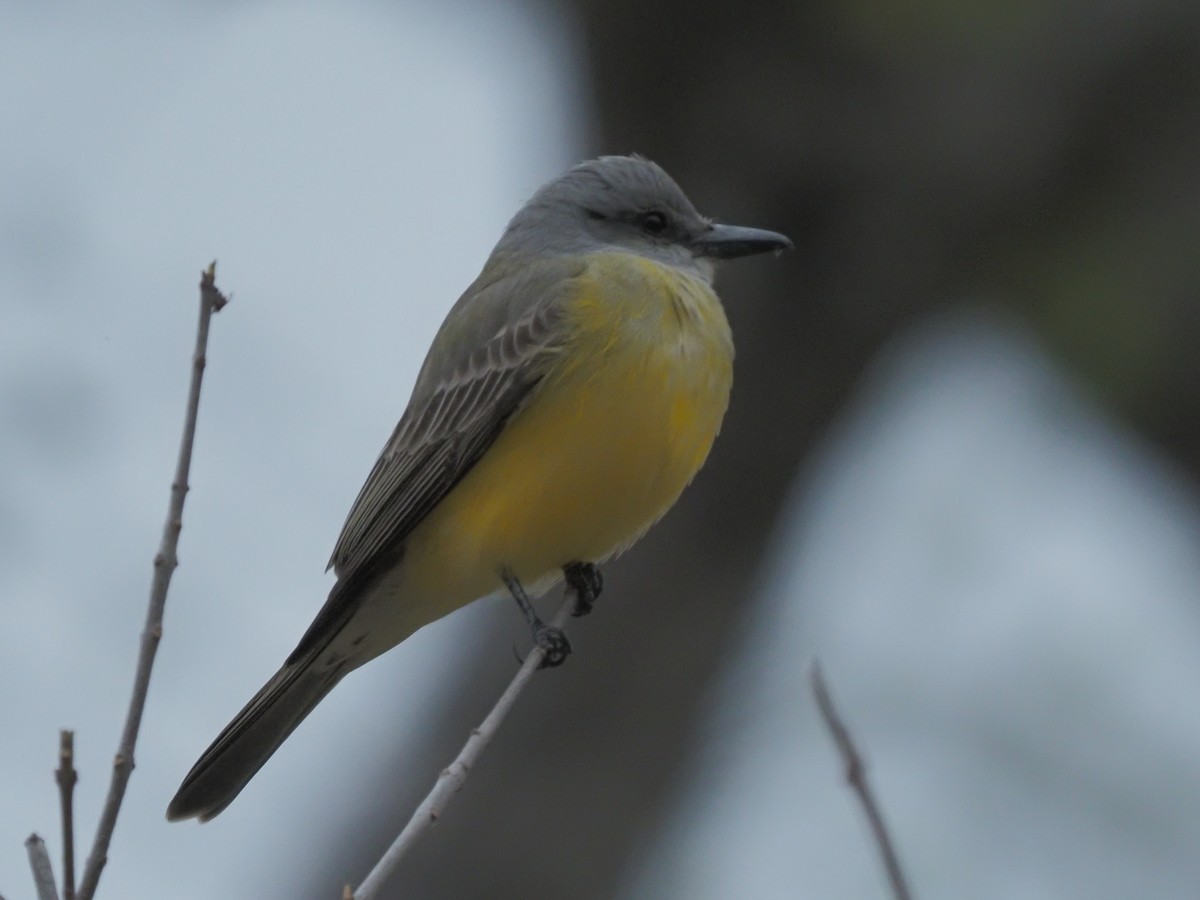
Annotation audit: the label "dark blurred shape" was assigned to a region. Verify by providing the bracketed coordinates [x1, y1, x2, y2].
[302, 0, 1200, 896]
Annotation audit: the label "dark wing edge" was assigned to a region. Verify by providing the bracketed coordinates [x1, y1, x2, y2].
[285, 301, 565, 664]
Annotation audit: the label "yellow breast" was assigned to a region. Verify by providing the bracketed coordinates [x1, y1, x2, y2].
[403, 251, 734, 615]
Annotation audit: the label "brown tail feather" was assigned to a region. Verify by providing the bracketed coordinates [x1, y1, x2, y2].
[167, 658, 340, 822]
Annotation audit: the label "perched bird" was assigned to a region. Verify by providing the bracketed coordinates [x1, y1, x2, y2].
[167, 155, 791, 821]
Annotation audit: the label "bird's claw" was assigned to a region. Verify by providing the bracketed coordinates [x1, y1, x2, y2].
[565, 562, 603, 618]
[534, 624, 572, 668]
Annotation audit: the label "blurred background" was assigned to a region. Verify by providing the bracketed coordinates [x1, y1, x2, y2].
[2, 1, 1199, 897]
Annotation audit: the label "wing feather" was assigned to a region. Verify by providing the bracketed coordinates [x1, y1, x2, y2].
[328, 302, 565, 581]
[284, 258, 584, 665]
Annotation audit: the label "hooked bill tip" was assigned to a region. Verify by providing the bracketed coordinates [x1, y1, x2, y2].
[691, 223, 792, 260]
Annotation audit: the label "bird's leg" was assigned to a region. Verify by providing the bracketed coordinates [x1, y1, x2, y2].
[564, 561, 603, 617]
[502, 568, 571, 668]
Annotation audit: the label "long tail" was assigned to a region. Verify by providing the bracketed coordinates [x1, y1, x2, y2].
[167, 658, 340, 822]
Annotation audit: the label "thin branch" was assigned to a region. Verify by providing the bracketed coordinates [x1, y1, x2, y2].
[76, 264, 229, 900]
[352, 597, 575, 899]
[810, 662, 913, 900]
[25, 834, 60, 900]
[55, 730, 77, 900]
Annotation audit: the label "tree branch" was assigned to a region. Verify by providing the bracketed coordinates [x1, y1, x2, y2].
[810, 662, 913, 900]
[351, 596, 575, 899]
[55, 730, 77, 900]
[25, 834, 59, 900]
[75, 264, 229, 900]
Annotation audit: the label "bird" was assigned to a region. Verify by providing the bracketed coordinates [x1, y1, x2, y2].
[167, 154, 791, 821]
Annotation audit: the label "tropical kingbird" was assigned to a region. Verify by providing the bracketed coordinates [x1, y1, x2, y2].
[167, 155, 791, 821]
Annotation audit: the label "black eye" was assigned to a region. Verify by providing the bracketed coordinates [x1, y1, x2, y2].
[638, 210, 669, 235]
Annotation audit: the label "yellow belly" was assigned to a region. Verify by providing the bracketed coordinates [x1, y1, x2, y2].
[400, 252, 734, 619]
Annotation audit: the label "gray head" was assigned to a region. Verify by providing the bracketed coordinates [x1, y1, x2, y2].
[496, 155, 791, 281]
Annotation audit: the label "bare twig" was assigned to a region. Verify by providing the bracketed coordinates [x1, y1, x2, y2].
[25, 834, 60, 900]
[75, 264, 229, 900]
[352, 597, 575, 899]
[55, 731, 77, 900]
[810, 662, 913, 900]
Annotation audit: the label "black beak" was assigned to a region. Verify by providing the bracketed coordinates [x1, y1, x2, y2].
[690, 223, 793, 260]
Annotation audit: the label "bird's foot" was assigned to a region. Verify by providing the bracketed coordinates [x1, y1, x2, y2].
[564, 561, 603, 617]
[534, 624, 572, 668]
[503, 566, 573, 668]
